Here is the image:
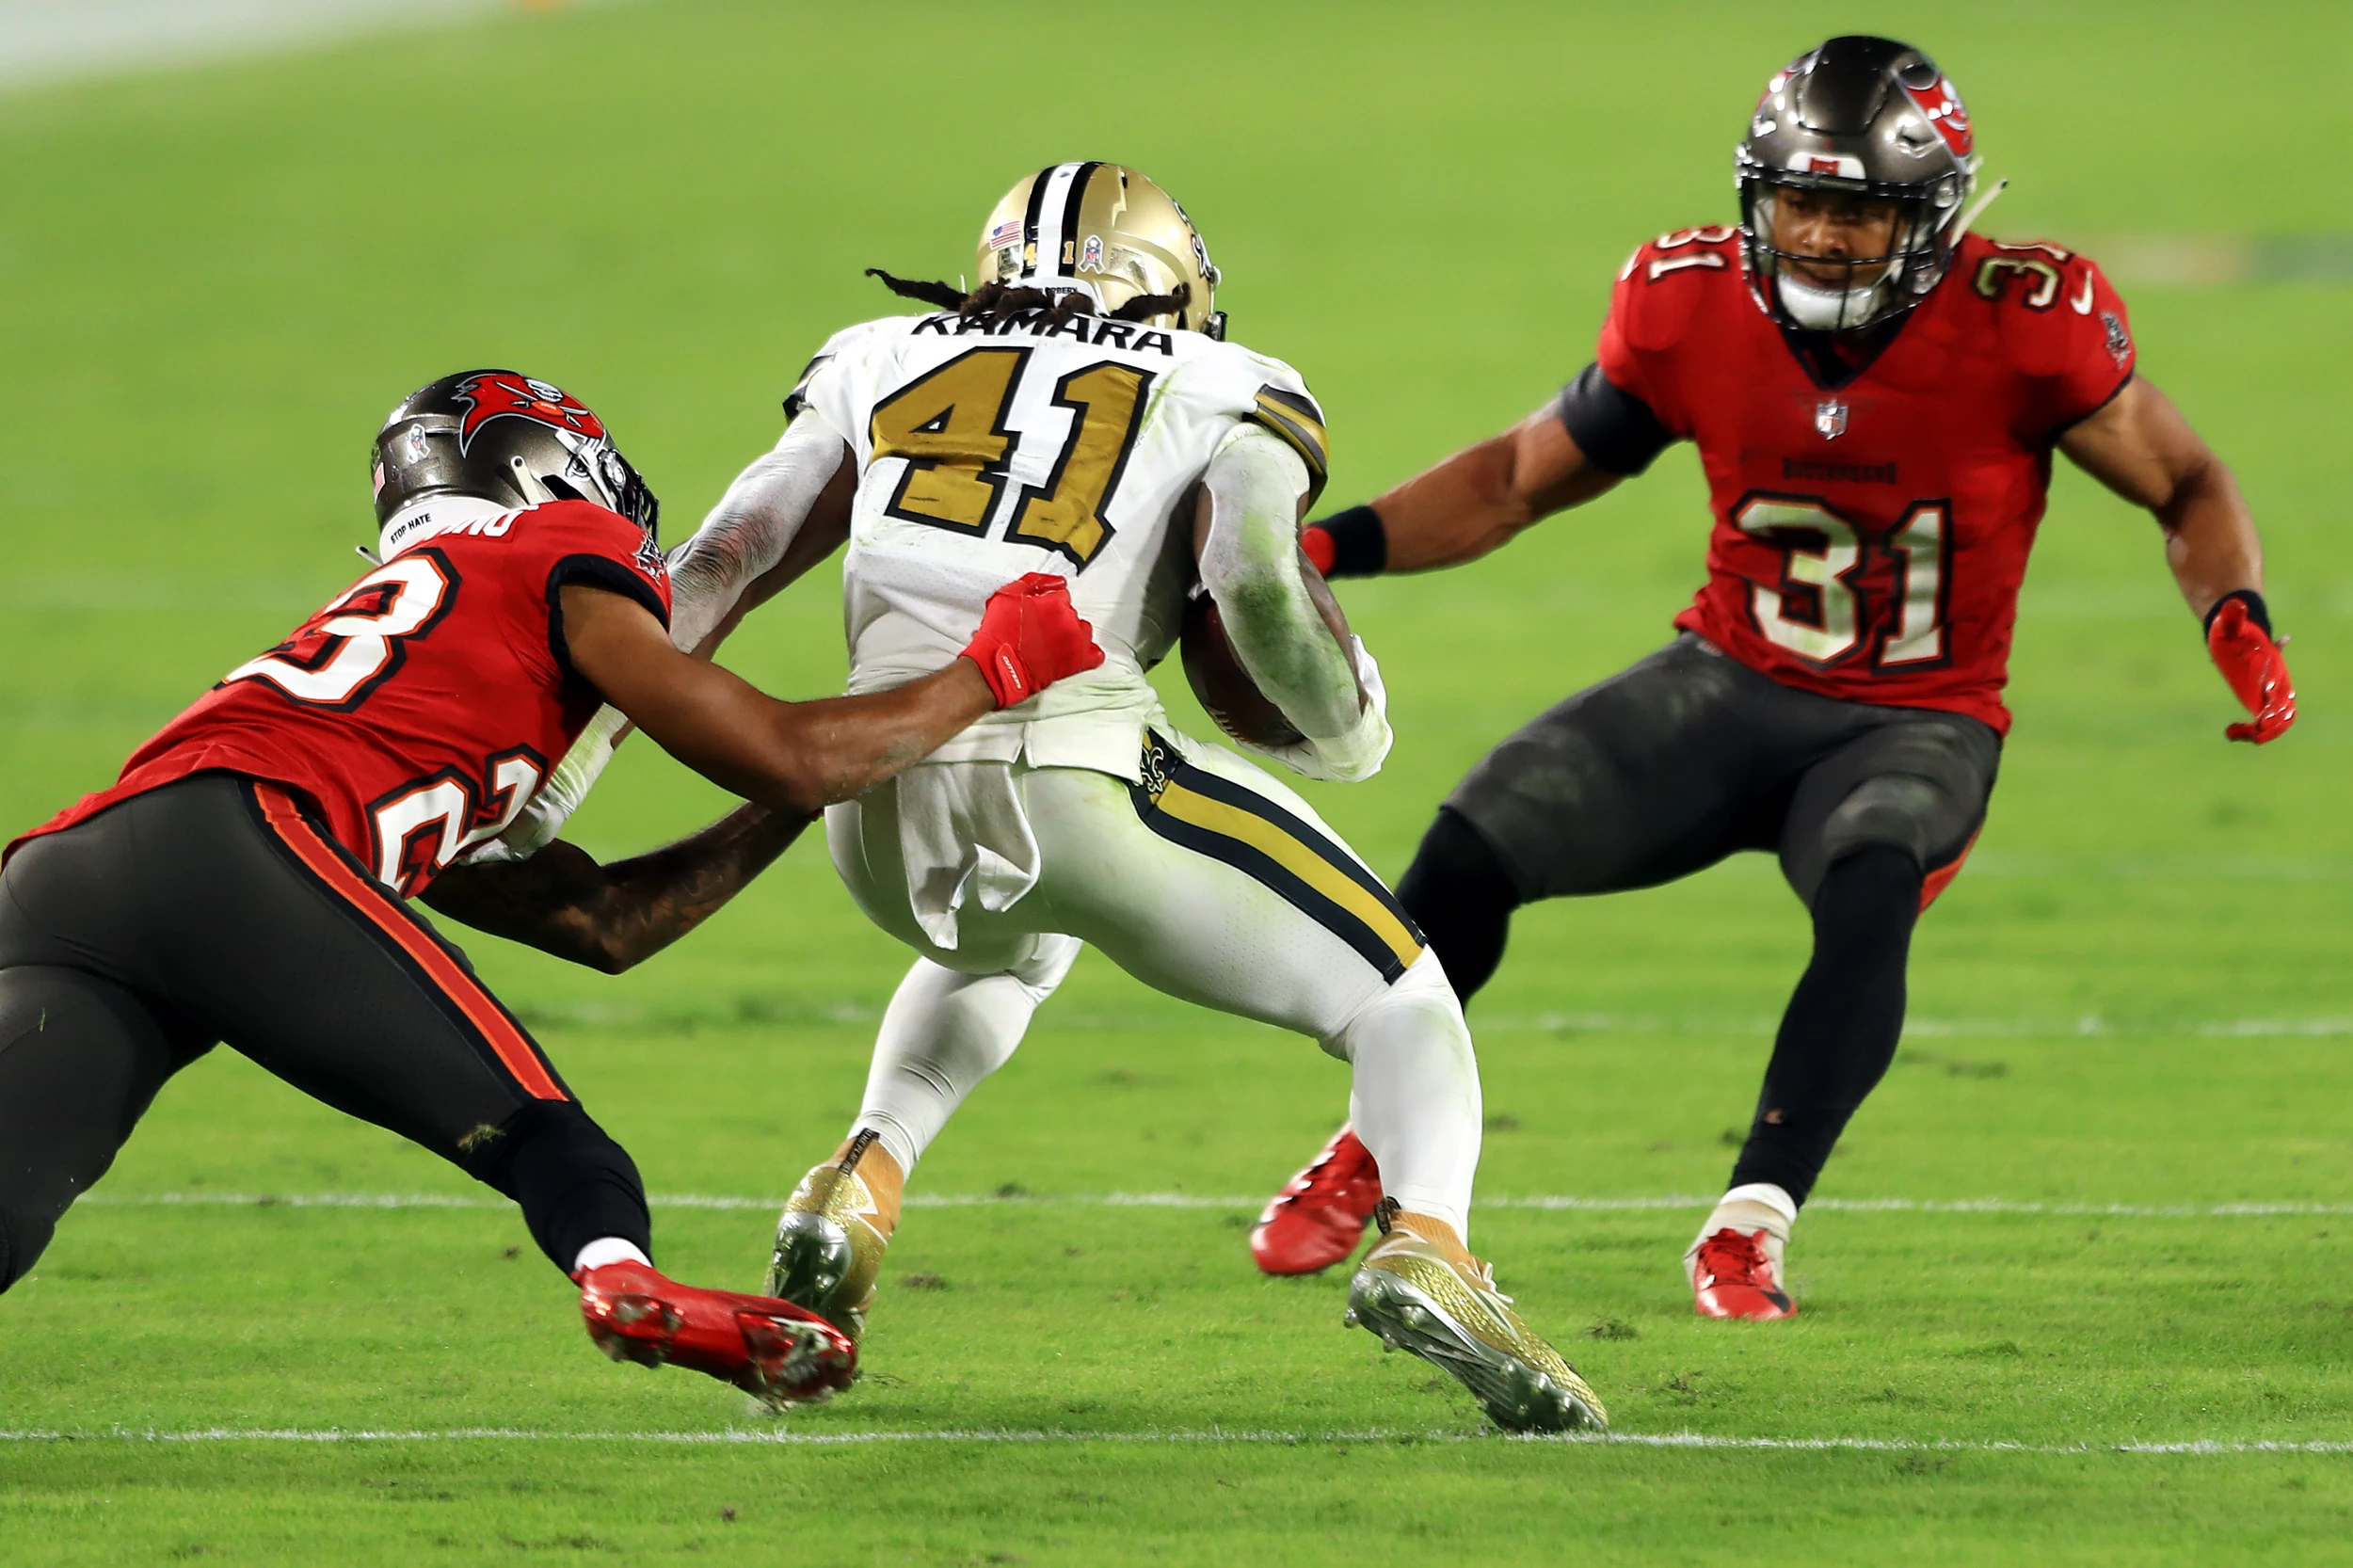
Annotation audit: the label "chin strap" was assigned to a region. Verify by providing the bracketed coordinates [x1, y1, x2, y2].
[1948, 177, 2009, 247]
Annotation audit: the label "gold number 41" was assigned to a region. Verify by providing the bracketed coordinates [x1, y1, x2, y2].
[868, 346, 1154, 568]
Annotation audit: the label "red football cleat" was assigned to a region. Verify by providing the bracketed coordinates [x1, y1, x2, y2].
[1251, 1124, 1385, 1275]
[578, 1260, 857, 1407]
[1687, 1227, 1797, 1320]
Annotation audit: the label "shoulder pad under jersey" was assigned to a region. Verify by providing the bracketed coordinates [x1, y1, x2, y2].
[1963, 235, 2137, 384]
[782, 315, 923, 419]
[1607, 226, 1744, 353]
[1178, 339, 1331, 506]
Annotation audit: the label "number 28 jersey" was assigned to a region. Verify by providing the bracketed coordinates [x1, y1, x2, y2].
[8, 499, 670, 897]
[790, 309, 1328, 771]
[1593, 227, 2137, 736]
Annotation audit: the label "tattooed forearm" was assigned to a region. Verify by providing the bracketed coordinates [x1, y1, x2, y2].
[423, 803, 811, 973]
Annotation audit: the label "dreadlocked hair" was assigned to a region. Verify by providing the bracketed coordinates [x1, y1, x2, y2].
[866, 268, 1193, 328]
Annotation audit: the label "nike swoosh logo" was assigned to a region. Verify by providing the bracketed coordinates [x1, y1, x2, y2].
[2072, 271, 2095, 314]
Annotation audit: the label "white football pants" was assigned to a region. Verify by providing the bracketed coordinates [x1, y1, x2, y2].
[824, 736, 1482, 1237]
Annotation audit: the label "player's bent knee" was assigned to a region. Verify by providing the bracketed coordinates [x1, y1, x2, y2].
[1009, 933, 1082, 998]
[1816, 775, 1946, 871]
[1398, 809, 1521, 920]
[1323, 950, 1468, 1064]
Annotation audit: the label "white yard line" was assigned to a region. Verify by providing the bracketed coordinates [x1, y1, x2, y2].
[73, 1192, 2353, 1218]
[499, 1002, 2353, 1037]
[0, 1426, 2345, 1455]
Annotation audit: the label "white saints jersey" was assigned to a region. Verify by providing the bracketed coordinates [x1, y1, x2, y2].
[790, 308, 1329, 776]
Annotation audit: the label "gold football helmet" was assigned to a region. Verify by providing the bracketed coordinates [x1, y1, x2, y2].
[976, 162, 1225, 338]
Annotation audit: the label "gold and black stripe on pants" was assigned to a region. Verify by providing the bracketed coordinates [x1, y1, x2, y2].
[1128, 732, 1425, 984]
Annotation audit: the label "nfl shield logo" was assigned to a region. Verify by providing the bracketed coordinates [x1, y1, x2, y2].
[1815, 398, 1849, 440]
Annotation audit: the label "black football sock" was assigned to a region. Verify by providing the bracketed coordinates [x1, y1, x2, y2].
[1729, 844, 1922, 1206]
[459, 1099, 653, 1275]
[1395, 808, 1522, 1006]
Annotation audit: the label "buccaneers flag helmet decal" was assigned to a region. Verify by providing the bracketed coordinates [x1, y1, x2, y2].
[450, 373, 607, 454]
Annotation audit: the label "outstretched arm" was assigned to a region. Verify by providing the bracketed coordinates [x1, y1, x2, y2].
[559, 573, 1101, 817]
[2059, 376, 2294, 743]
[667, 416, 859, 657]
[424, 805, 807, 974]
[1306, 404, 1624, 577]
[492, 419, 859, 858]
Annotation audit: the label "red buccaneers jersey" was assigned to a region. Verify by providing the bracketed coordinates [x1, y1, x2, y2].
[8, 500, 669, 897]
[1598, 227, 2137, 735]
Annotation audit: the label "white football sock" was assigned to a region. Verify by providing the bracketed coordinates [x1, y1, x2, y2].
[1689, 1183, 1796, 1272]
[573, 1237, 651, 1274]
[1721, 1182, 1798, 1227]
[1334, 950, 1480, 1241]
[853, 938, 1080, 1175]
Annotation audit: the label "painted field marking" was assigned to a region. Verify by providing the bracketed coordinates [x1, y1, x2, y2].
[74, 1192, 2353, 1218]
[503, 1000, 2353, 1038]
[0, 1426, 2346, 1456]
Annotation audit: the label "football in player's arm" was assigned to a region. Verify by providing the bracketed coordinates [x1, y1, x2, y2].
[1259, 35, 2294, 1320]
[0, 369, 1103, 1408]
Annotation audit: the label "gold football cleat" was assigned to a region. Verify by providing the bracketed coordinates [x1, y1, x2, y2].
[766, 1130, 897, 1345]
[1345, 1213, 1608, 1434]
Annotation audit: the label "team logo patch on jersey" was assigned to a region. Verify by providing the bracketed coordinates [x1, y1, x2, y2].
[451, 373, 607, 454]
[632, 532, 668, 580]
[1815, 398, 1849, 440]
[2103, 311, 2132, 366]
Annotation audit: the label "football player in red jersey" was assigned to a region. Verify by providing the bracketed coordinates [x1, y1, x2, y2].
[0, 370, 1103, 1402]
[1255, 37, 2296, 1318]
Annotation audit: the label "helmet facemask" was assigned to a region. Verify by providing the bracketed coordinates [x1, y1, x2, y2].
[531, 430, 661, 539]
[1734, 37, 1980, 334]
[1739, 168, 1968, 332]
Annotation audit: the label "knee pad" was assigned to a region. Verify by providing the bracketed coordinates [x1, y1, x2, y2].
[1817, 775, 1944, 870]
[1324, 948, 1467, 1064]
[1397, 809, 1520, 922]
[1009, 932, 1082, 1000]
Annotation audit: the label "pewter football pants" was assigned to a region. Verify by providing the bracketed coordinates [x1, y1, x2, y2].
[825, 734, 1483, 1237]
[0, 774, 650, 1288]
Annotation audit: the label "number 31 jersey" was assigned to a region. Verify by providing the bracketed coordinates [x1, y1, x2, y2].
[8, 499, 670, 896]
[1594, 226, 2137, 736]
[790, 309, 1328, 772]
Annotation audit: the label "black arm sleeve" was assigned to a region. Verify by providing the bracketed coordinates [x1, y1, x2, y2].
[1555, 361, 1676, 476]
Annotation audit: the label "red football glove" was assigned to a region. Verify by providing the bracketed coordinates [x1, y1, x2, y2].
[960, 572, 1105, 709]
[2206, 596, 2296, 744]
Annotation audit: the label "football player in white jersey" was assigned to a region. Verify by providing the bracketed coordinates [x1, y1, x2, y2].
[518, 164, 1604, 1432]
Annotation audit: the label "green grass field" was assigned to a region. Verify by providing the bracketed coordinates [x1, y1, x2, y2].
[5, 0, 2352, 1560]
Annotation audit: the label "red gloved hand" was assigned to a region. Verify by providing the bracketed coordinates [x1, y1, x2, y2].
[961, 572, 1105, 709]
[2206, 595, 2296, 744]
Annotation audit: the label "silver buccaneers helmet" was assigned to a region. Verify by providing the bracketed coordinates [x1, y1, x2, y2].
[1737, 36, 1980, 332]
[371, 370, 659, 554]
